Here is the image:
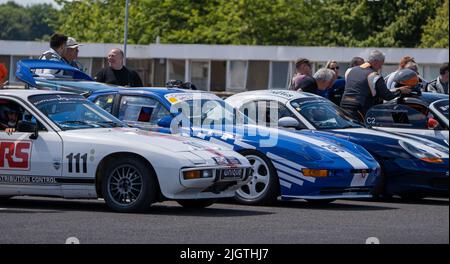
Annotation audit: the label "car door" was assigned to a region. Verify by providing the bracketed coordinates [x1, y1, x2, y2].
[0, 96, 63, 197]
[365, 103, 444, 139]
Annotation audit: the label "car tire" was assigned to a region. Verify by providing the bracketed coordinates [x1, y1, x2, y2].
[177, 199, 216, 209]
[305, 199, 336, 205]
[101, 157, 157, 213]
[235, 150, 279, 205]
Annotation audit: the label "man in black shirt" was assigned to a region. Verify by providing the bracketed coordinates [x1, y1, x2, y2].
[94, 48, 143, 87]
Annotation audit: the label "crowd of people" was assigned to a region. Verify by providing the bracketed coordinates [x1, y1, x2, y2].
[37, 33, 143, 87]
[1, 33, 448, 124]
[289, 50, 448, 120]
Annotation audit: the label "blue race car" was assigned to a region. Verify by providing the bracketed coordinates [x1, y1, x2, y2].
[17, 60, 381, 205]
[364, 92, 449, 142]
[226, 90, 449, 200]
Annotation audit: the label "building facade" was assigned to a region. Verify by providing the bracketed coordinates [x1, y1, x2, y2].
[1, 40, 448, 91]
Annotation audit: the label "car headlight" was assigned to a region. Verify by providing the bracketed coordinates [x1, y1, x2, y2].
[183, 169, 215, 180]
[399, 140, 443, 163]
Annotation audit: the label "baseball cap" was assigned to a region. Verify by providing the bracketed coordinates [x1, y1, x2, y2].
[66, 37, 83, 48]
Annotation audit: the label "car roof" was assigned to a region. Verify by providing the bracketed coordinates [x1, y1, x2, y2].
[417, 92, 448, 104]
[0, 89, 74, 99]
[227, 89, 321, 104]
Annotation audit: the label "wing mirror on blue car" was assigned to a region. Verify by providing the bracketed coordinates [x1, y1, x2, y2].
[157, 115, 174, 128]
[278, 117, 299, 129]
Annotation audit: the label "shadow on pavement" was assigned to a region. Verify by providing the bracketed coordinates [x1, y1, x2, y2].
[372, 197, 449, 206]
[219, 198, 399, 211]
[0, 197, 273, 217]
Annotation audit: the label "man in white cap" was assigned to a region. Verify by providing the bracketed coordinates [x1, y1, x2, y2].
[62, 37, 84, 71]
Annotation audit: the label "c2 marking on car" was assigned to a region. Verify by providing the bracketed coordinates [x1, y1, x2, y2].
[0, 140, 32, 170]
[66, 153, 88, 173]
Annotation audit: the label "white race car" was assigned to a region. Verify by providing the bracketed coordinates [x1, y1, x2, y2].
[0, 90, 252, 212]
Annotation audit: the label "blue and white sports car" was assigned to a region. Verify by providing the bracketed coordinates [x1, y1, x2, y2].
[15, 60, 384, 205]
[86, 88, 381, 205]
[226, 90, 449, 199]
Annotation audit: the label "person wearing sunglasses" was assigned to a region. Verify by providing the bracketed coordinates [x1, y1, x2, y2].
[326, 60, 345, 105]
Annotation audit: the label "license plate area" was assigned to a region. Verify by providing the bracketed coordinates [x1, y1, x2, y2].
[220, 168, 244, 181]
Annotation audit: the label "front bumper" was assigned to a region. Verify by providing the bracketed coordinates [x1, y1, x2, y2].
[279, 167, 379, 200]
[173, 166, 252, 199]
[384, 158, 449, 197]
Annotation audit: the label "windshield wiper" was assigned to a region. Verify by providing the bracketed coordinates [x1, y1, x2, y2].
[94, 121, 124, 128]
[59, 120, 92, 126]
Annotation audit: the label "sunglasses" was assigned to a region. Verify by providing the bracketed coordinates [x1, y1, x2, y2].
[330, 66, 340, 70]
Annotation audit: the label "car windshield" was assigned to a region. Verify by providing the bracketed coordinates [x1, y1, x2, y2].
[28, 93, 125, 131]
[433, 99, 449, 120]
[173, 99, 254, 126]
[290, 98, 362, 129]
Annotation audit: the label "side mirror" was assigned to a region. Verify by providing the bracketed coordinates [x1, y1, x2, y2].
[278, 117, 299, 128]
[17, 120, 39, 139]
[427, 118, 439, 129]
[157, 115, 174, 128]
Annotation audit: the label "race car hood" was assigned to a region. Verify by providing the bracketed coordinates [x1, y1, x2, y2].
[60, 127, 233, 153]
[191, 124, 377, 170]
[322, 127, 449, 159]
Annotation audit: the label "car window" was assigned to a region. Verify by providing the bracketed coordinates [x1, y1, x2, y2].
[365, 104, 428, 129]
[0, 99, 43, 132]
[94, 94, 115, 113]
[29, 94, 124, 130]
[241, 100, 304, 128]
[119, 96, 169, 126]
[290, 98, 361, 129]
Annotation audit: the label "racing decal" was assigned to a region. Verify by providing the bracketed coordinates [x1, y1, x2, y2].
[366, 117, 376, 125]
[269, 90, 296, 99]
[279, 130, 369, 169]
[164, 93, 220, 104]
[0, 140, 32, 170]
[66, 152, 88, 173]
[0, 175, 95, 185]
[0, 175, 56, 185]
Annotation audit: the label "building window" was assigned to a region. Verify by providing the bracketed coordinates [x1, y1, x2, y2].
[190, 61, 209, 91]
[76, 58, 92, 75]
[168, 59, 185, 82]
[227, 60, 247, 91]
[127, 59, 153, 86]
[246, 61, 269, 91]
[270, 62, 290, 89]
[210, 60, 226, 92]
[153, 58, 166, 87]
[91, 58, 105, 77]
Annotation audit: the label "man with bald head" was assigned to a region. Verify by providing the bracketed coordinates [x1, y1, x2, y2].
[94, 48, 143, 87]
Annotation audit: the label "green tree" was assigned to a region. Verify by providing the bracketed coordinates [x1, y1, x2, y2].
[420, 0, 449, 48]
[307, 0, 441, 47]
[54, 0, 446, 48]
[0, 1, 57, 41]
[0, 2, 31, 40]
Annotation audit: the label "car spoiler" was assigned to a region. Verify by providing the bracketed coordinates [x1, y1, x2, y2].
[16, 59, 93, 87]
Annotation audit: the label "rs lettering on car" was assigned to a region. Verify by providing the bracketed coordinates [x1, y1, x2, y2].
[0, 140, 32, 170]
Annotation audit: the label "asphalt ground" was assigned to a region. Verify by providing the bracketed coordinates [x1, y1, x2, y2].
[0, 196, 448, 244]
